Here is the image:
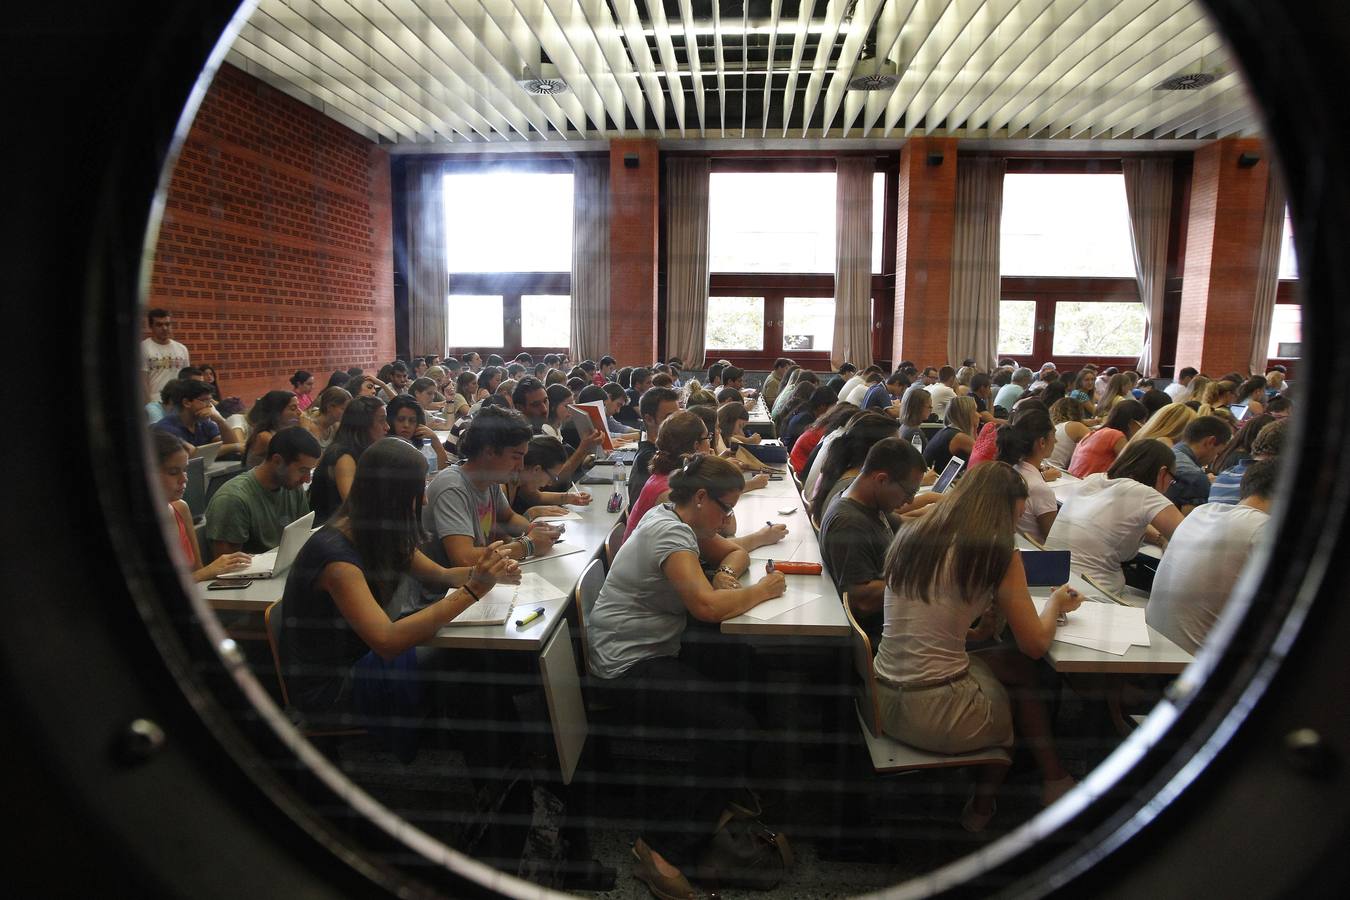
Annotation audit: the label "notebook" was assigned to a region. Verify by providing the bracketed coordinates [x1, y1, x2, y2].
[1022, 550, 1071, 586]
[218, 511, 316, 579]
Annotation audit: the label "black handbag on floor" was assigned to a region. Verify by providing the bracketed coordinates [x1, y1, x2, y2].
[691, 808, 794, 891]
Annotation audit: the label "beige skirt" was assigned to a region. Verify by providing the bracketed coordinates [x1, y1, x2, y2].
[874, 655, 1014, 754]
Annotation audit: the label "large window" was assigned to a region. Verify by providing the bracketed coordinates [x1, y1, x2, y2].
[705, 297, 766, 351]
[1268, 304, 1301, 358]
[998, 300, 1036, 355]
[447, 295, 504, 347]
[709, 173, 835, 274]
[1052, 301, 1147, 356]
[444, 172, 573, 273]
[1279, 209, 1298, 280]
[783, 297, 835, 352]
[1000, 173, 1136, 277]
[521, 295, 570, 348]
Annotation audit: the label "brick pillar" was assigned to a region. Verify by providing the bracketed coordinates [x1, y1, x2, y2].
[892, 137, 958, 368]
[609, 139, 659, 364]
[1175, 138, 1271, 376]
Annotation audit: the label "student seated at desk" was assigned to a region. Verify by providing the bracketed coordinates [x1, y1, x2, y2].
[585, 456, 787, 897]
[1048, 398, 1092, 470]
[627, 387, 681, 509]
[1210, 418, 1286, 505]
[802, 407, 869, 500]
[1044, 439, 1184, 594]
[203, 426, 319, 559]
[1166, 415, 1233, 512]
[995, 408, 1061, 544]
[1147, 460, 1277, 654]
[152, 378, 245, 458]
[153, 431, 251, 580]
[779, 387, 835, 451]
[309, 396, 388, 526]
[921, 396, 979, 473]
[897, 387, 933, 450]
[1067, 398, 1149, 478]
[508, 436, 593, 520]
[600, 383, 641, 436]
[716, 400, 767, 453]
[808, 413, 904, 522]
[278, 438, 518, 730]
[820, 438, 925, 627]
[302, 386, 350, 450]
[1127, 402, 1196, 450]
[969, 398, 1047, 469]
[790, 402, 855, 474]
[875, 462, 1083, 831]
[243, 390, 303, 469]
[424, 405, 561, 566]
[386, 396, 450, 474]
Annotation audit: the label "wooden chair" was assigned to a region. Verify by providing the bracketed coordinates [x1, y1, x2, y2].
[263, 599, 366, 738]
[841, 594, 1011, 774]
[603, 521, 625, 572]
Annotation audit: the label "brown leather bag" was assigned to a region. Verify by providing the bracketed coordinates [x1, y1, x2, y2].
[691, 808, 793, 891]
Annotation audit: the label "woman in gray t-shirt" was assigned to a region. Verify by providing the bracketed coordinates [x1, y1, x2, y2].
[585, 455, 786, 897]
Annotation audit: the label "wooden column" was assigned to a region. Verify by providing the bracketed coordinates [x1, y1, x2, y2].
[892, 137, 958, 367]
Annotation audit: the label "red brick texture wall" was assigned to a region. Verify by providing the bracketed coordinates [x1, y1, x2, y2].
[1175, 137, 1270, 376]
[147, 63, 395, 405]
[892, 138, 958, 367]
[609, 139, 660, 364]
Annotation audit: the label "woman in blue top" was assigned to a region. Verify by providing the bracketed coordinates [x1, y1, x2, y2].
[586, 455, 787, 898]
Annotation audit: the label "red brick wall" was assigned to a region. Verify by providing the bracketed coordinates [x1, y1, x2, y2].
[1175, 137, 1270, 376]
[892, 138, 958, 367]
[148, 63, 395, 405]
[609, 139, 659, 364]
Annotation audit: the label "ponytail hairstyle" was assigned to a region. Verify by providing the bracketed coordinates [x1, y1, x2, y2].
[1237, 376, 1268, 404]
[651, 410, 710, 476]
[810, 401, 859, 434]
[809, 412, 900, 521]
[1050, 397, 1088, 426]
[666, 454, 746, 506]
[331, 438, 427, 604]
[883, 461, 1027, 605]
[995, 408, 1054, 466]
[1202, 379, 1238, 407]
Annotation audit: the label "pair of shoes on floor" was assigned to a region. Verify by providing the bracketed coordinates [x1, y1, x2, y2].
[632, 838, 700, 900]
[1042, 774, 1078, 807]
[961, 795, 996, 833]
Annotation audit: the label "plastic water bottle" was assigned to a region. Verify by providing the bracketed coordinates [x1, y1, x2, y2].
[911, 432, 924, 453]
[608, 459, 626, 513]
[421, 442, 438, 478]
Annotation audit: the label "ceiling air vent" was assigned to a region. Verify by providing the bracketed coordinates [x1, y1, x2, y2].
[1155, 71, 1219, 91]
[517, 63, 568, 96]
[848, 51, 900, 92]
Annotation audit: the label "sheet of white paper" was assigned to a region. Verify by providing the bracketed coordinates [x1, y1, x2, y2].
[741, 591, 821, 621]
[516, 543, 588, 565]
[747, 540, 801, 561]
[505, 571, 568, 606]
[1053, 634, 1134, 655]
[533, 512, 584, 523]
[1034, 597, 1151, 649]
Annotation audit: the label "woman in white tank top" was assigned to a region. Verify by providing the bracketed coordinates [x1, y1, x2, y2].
[1048, 398, 1093, 469]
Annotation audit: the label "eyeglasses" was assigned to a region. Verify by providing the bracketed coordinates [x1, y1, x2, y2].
[710, 494, 736, 519]
[1161, 469, 1177, 489]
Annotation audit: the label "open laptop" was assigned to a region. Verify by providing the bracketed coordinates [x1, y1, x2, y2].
[195, 441, 224, 469]
[219, 511, 316, 579]
[930, 456, 966, 494]
[1229, 403, 1251, 422]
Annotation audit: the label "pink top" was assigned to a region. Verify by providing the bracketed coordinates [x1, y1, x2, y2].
[171, 502, 196, 567]
[295, 391, 313, 411]
[966, 421, 1000, 469]
[1069, 427, 1125, 478]
[624, 471, 672, 542]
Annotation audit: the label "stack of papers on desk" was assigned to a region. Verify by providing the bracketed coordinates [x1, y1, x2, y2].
[747, 539, 803, 561]
[741, 590, 821, 621]
[1033, 597, 1151, 655]
[533, 511, 584, 523]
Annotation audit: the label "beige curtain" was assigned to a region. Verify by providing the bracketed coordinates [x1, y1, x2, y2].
[665, 158, 711, 366]
[1250, 170, 1287, 375]
[570, 157, 610, 361]
[833, 158, 874, 369]
[947, 157, 1006, 370]
[406, 159, 448, 356]
[1123, 158, 1174, 376]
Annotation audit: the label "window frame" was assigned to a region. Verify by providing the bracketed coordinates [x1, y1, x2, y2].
[998, 276, 1145, 370]
[445, 272, 571, 357]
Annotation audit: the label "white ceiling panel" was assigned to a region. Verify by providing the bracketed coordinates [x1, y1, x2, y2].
[223, 0, 1260, 144]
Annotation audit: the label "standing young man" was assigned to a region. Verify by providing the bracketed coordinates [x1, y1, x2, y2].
[142, 308, 190, 403]
[204, 427, 319, 558]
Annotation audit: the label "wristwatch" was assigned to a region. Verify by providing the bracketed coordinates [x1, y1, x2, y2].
[715, 565, 739, 580]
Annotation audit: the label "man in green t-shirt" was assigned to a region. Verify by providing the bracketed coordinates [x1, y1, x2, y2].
[204, 427, 319, 559]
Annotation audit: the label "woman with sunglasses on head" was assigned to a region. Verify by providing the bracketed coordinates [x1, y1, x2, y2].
[586, 453, 788, 898]
[1045, 439, 1185, 592]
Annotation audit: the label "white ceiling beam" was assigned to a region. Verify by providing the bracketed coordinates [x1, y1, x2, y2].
[677, 0, 708, 136]
[550, 0, 647, 132]
[778, 0, 817, 136]
[1211, 102, 1262, 139]
[904, 0, 1025, 136]
[712, 1, 727, 136]
[239, 17, 433, 141]
[609, 0, 666, 135]
[1132, 75, 1245, 138]
[497, 0, 613, 133]
[798, 0, 848, 137]
[989, 0, 1156, 134]
[858, 0, 921, 136]
[1030, 10, 1208, 138]
[641, 0, 687, 136]
[417, 0, 571, 139]
[1091, 38, 1232, 138]
[467, 0, 593, 136]
[759, 0, 782, 138]
[819, 0, 884, 136]
[1155, 83, 1249, 139]
[740, 2, 749, 135]
[1009, 0, 1196, 136]
[899, 0, 994, 136]
[880, 0, 960, 136]
[225, 46, 391, 141]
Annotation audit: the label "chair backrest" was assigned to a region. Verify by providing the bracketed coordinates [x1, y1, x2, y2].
[184, 455, 206, 520]
[195, 520, 213, 565]
[572, 557, 606, 673]
[263, 599, 291, 708]
[789, 465, 804, 496]
[841, 593, 883, 737]
[604, 520, 625, 571]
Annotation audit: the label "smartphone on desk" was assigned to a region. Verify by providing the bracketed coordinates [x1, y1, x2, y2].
[208, 579, 252, 590]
